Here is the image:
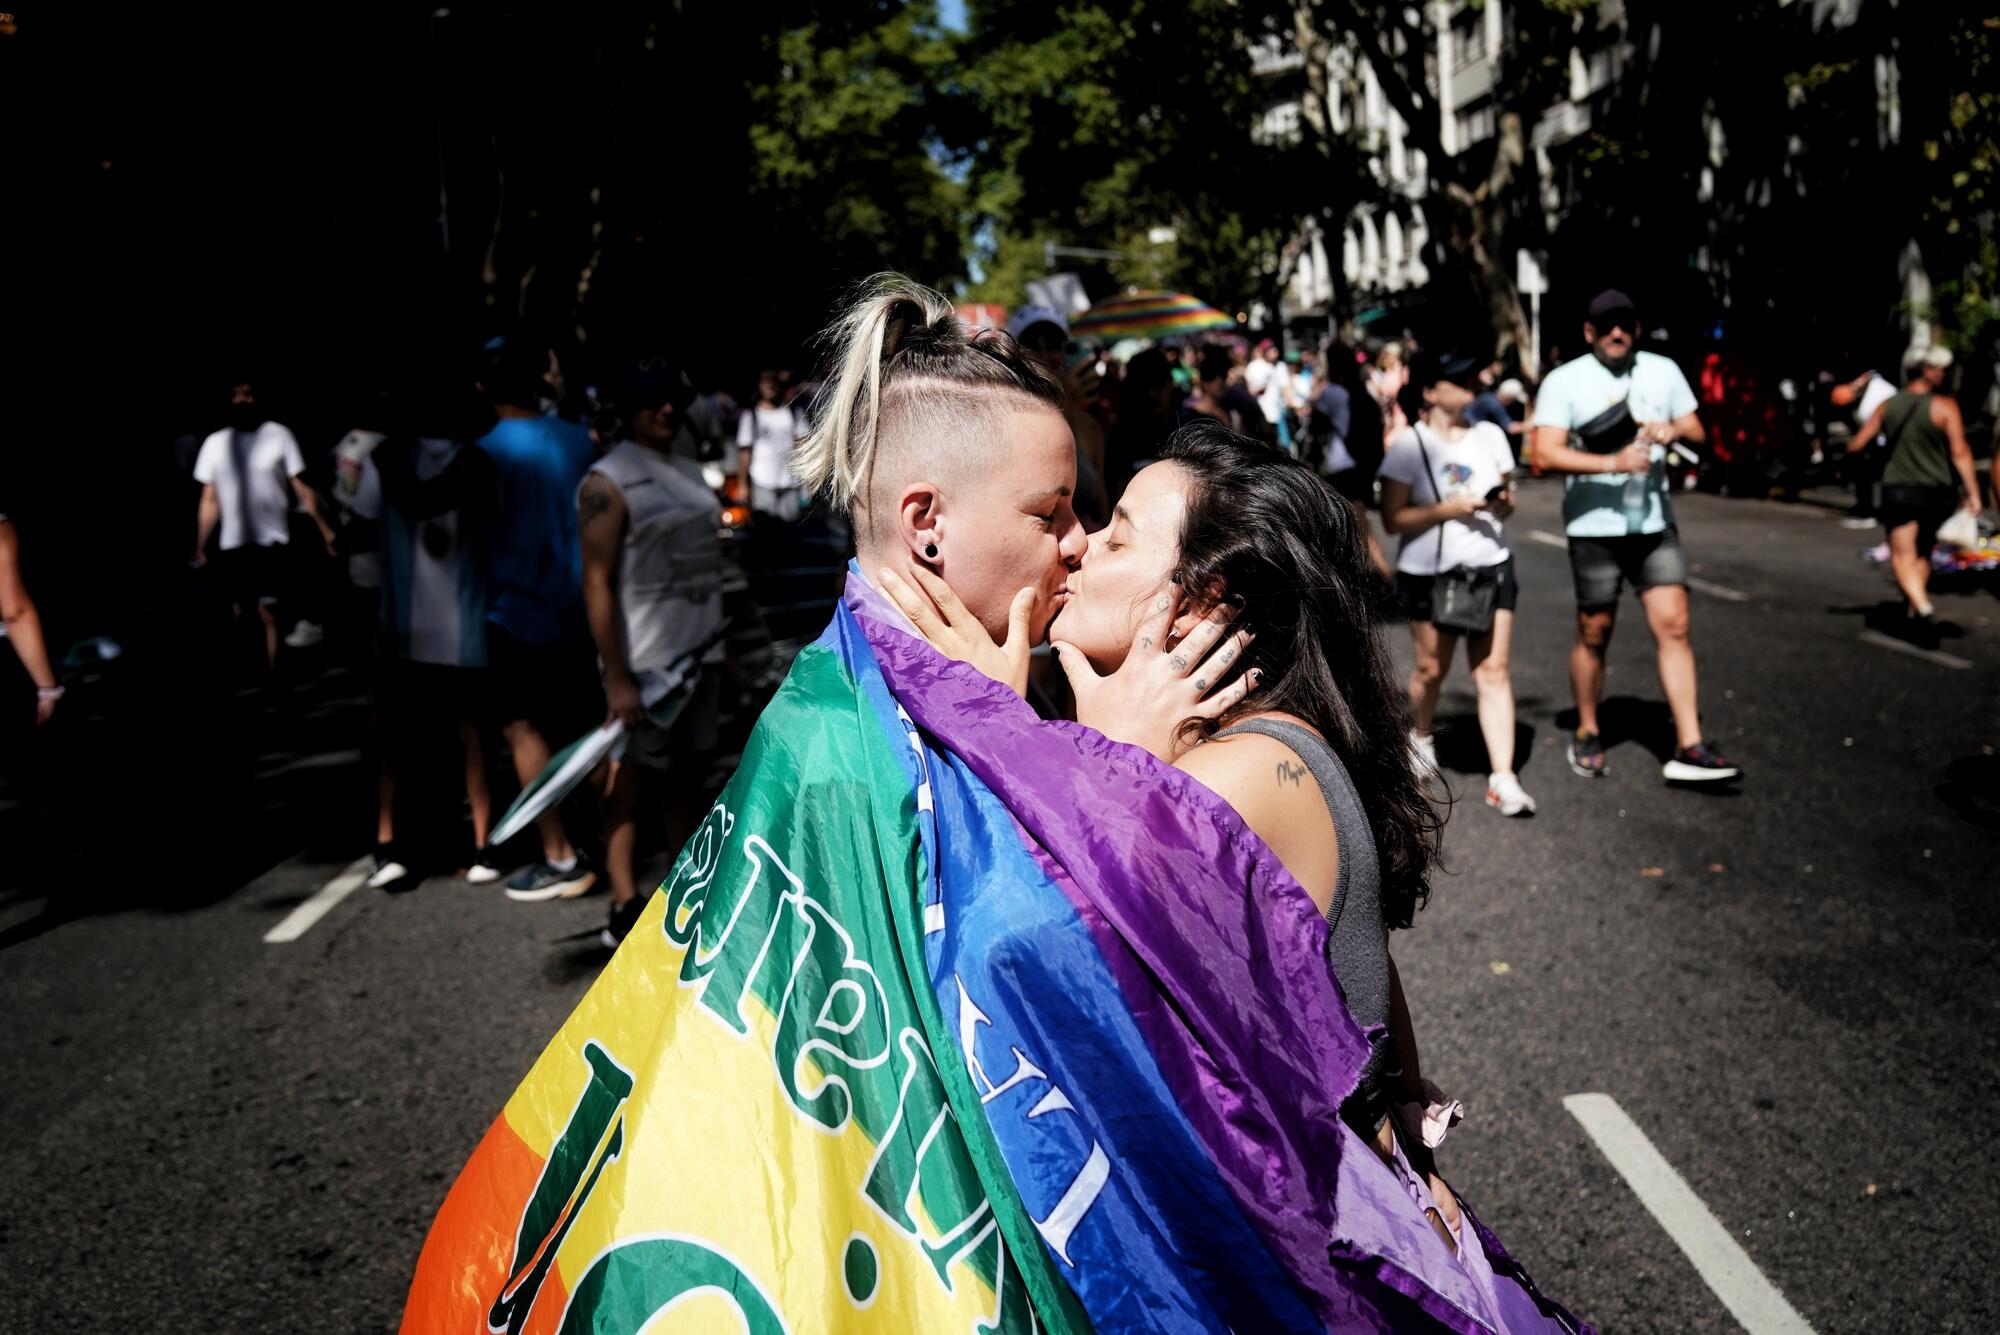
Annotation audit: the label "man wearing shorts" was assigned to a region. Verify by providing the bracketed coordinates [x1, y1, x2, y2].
[1532, 290, 1740, 783]
[579, 356, 725, 947]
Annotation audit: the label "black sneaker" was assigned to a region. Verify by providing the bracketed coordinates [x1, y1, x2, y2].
[1566, 729, 1607, 778]
[463, 847, 504, 886]
[601, 894, 650, 949]
[366, 844, 413, 892]
[1908, 610, 1943, 650]
[504, 853, 598, 903]
[1662, 741, 1741, 783]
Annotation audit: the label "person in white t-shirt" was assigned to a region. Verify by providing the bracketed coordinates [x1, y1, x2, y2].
[191, 381, 336, 671]
[1531, 290, 1737, 784]
[1378, 352, 1534, 817]
[1830, 366, 1900, 528]
[737, 370, 801, 521]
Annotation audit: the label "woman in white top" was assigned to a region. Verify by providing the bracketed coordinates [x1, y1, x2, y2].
[735, 370, 801, 521]
[1377, 352, 1535, 817]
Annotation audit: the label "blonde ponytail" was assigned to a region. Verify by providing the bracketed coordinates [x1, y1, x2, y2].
[795, 273, 1063, 518]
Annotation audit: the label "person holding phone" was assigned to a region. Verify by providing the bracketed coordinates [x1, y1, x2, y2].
[1378, 351, 1535, 816]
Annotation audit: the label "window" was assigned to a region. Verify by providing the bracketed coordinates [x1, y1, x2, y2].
[1455, 98, 1497, 145]
[1451, 16, 1486, 72]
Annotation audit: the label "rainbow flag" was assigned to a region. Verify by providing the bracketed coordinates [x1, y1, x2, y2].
[402, 570, 1588, 1333]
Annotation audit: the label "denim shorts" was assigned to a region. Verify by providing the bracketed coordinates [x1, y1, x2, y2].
[1566, 527, 1689, 608]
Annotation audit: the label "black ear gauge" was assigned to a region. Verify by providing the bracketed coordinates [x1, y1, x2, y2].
[924, 543, 939, 559]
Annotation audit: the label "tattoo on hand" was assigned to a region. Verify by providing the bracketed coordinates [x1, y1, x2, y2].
[1170, 654, 1188, 672]
[1277, 760, 1307, 787]
[1194, 676, 1208, 692]
[1155, 596, 1172, 611]
[1140, 636, 1154, 651]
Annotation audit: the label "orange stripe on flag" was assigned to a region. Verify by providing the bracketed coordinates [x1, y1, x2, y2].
[401, 1114, 564, 1334]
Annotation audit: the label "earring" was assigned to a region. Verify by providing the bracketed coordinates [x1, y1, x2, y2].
[924, 543, 938, 560]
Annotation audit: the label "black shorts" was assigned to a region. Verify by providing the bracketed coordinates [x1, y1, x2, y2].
[217, 543, 286, 608]
[1396, 557, 1519, 626]
[379, 660, 490, 728]
[1878, 484, 1958, 550]
[1567, 528, 1690, 608]
[486, 624, 603, 734]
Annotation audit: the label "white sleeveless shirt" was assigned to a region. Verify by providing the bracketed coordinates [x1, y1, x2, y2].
[586, 441, 724, 675]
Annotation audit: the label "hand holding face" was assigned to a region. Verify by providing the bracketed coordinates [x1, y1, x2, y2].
[1052, 586, 1258, 762]
[877, 565, 1038, 698]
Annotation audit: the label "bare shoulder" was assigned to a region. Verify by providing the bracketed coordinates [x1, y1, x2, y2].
[1176, 717, 1339, 908]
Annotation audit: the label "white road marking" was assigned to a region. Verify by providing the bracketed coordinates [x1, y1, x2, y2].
[263, 855, 374, 944]
[1564, 1093, 1816, 1335]
[1856, 629, 1972, 670]
[1528, 531, 1751, 601]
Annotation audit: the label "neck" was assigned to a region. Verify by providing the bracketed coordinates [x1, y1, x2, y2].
[1594, 349, 1635, 374]
[1421, 407, 1463, 433]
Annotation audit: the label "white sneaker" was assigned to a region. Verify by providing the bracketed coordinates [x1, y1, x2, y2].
[284, 619, 325, 649]
[1485, 771, 1537, 816]
[1410, 730, 1438, 772]
[366, 856, 411, 889]
[1839, 516, 1878, 531]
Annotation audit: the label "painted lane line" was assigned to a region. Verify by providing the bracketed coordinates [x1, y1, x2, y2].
[1564, 1093, 1816, 1335]
[263, 855, 374, 944]
[1855, 629, 1972, 670]
[1528, 531, 1751, 601]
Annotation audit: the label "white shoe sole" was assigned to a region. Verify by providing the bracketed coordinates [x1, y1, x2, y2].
[366, 861, 410, 889]
[505, 871, 598, 902]
[1661, 760, 1741, 783]
[464, 867, 503, 885]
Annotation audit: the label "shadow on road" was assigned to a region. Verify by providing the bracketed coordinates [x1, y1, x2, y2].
[1935, 755, 2000, 831]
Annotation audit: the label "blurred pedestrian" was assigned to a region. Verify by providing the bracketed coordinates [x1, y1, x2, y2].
[1312, 342, 1392, 582]
[0, 509, 60, 731]
[1106, 348, 1189, 503]
[1531, 290, 1738, 784]
[736, 369, 801, 520]
[476, 339, 601, 902]
[190, 380, 336, 673]
[1190, 345, 1272, 444]
[1830, 364, 1903, 529]
[1843, 346, 1983, 643]
[1379, 352, 1533, 815]
[354, 378, 499, 891]
[1010, 306, 1110, 528]
[580, 356, 725, 947]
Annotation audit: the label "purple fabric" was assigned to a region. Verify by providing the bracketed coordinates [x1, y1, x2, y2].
[843, 574, 1590, 1333]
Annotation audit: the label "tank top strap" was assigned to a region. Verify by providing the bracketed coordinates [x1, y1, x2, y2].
[1214, 717, 1372, 929]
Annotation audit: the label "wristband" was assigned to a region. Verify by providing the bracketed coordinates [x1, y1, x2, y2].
[36, 685, 64, 701]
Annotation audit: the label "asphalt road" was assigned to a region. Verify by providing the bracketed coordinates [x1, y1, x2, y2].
[1, 481, 1995, 1333]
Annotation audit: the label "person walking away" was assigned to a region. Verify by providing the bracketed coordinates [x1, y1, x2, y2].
[191, 381, 336, 675]
[1313, 342, 1393, 582]
[1378, 353, 1534, 815]
[579, 357, 726, 947]
[1531, 289, 1739, 784]
[1843, 346, 1982, 645]
[1831, 364, 1900, 528]
[352, 379, 501, 891]
[0, 508, 61, 732]
[1010, 306, 1111, 528]
[476, 339, 601, 901]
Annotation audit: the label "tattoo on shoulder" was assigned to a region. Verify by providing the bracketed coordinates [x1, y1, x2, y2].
[1276, 759, 1307, 787]
[578, 478, 615, 526]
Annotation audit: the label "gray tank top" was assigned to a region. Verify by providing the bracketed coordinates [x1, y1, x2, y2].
[1217, 717, 1393, 1123]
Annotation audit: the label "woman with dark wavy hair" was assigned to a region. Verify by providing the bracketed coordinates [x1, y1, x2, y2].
[881, 419, 1480, 1253]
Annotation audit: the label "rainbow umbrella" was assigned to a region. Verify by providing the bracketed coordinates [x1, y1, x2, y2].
[1069, 290, 1238, 341]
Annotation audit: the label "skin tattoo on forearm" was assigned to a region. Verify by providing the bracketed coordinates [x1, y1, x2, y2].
[1277, 760, 1307, 787]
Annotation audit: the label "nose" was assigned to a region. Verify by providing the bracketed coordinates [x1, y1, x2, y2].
[1057, 511, 1088, 567]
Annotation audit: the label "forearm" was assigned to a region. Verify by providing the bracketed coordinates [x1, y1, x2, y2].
[1536, 440, 1622, 476]
[1952, 444, 1981, 502]
[4, 605, 55, 688]
[1384, 503, 1463, 535]
[195, 494, 220, 556]
[582, 576, 631, 682]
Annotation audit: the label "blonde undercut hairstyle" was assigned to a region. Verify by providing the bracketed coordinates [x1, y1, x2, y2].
[794, 273, 1065, 538]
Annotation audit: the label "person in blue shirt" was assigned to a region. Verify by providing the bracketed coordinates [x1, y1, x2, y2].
[1531, 290, 1739, 785]
[476, 339, 603, 901]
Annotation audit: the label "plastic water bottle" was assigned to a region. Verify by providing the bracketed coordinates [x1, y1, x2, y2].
[1621, 444, 1650, 531]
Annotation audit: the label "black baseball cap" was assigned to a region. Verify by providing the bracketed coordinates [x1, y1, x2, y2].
[611, 354, 696, 413]
[1587, 289, 1639, 327]
[1409, 349, 1481, 388]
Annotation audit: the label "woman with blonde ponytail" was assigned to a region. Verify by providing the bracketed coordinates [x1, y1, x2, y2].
[796, 274, 1088, 684]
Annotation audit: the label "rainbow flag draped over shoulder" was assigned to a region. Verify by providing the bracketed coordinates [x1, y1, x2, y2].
[403, 569, 1588, 1334]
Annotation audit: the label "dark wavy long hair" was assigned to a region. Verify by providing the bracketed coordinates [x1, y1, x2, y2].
[1162, 420, 1441, 927]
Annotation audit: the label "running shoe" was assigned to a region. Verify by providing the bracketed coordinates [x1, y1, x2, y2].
[1662, 741, 1741, 783]
[283, 619, 326, 649]
[1839, 516, 1878, 531]
[1409, 730, 1438, 773]
[1907, 609, 1943, 650]
[463, 848, 504, 886]
[600, 894, 651, 950]
[366, 845, 412, 891]
[504, 853, 598, 903]
[1485, 771, 1537, 816]
[1566, 729, 1607, 778]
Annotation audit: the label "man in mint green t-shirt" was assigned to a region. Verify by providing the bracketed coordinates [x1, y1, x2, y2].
[1531, 290, 1739, 785]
